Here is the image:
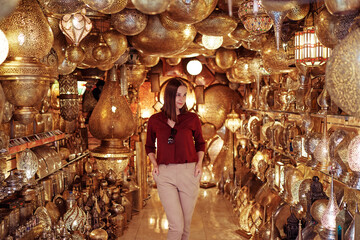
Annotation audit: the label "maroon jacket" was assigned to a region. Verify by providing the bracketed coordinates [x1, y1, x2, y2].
[145, 111, 205, 165]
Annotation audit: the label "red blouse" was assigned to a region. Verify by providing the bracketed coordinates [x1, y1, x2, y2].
[145, 111, 205, 165]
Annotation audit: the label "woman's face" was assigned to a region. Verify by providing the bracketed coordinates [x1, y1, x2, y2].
[175, 85, 187, 110]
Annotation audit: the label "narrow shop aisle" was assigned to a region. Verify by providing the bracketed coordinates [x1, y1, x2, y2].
[122, 187, 244, 240]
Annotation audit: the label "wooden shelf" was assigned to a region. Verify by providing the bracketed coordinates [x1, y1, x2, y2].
[7, 130, 66, 155]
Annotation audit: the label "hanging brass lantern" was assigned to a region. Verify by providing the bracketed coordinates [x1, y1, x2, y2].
[197, 84, 242, 130]
[59, 9, 92, 47]
[83, 0, 114, 11]
[262, 35, 295, 73]
[194, 10, 237, 37]
[0, 0, 54, 59]
[129, 15, 196, 56]
[238, 0, 273, 35]
[37, 0, 85, 15]
[126, 64, 148, 90]
[139, 53, 160, 67]
[215, 48, 237, 69]
[99, 0, 127, 14]
[102, 29, 128, 63]
[287, 3, 310, 21]
[58, 74, 79, 121]
[111, 8, 148, 36]
[131, 0, 173, 15]
[163, 0, 217, 24]
[315, 7, 356, 49]
[89, 66, 136, 178]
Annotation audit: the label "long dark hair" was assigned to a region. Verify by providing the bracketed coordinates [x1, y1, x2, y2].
[162, 77, 188, 122]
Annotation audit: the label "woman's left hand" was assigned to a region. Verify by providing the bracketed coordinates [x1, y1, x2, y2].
[194, 162, 202, 177]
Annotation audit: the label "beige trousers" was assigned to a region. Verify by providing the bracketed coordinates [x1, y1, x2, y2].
[154, 162, 200, 240]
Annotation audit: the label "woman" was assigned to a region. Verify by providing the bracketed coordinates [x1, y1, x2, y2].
[145, 77, 205, 240]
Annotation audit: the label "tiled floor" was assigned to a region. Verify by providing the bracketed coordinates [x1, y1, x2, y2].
[122, 187, 245, 240]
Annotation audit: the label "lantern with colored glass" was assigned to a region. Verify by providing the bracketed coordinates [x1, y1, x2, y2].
[238, 0, 273, 35]
[295, 26, 332, 67]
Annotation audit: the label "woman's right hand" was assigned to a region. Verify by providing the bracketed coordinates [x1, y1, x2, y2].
[153, 164, 159, 176]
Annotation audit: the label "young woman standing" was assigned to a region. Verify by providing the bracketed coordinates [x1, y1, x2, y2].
[145, 77, 205, 240]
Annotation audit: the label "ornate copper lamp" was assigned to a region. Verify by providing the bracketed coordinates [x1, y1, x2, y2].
[89, 66, 136, 178]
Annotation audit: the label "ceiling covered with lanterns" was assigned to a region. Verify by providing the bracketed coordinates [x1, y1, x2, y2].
[1, 0, 360, 124]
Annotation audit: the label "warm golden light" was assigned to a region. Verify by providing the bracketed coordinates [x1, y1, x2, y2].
[225, 110, 242, 133]
[202, 35, 223, 50]
[0, 29, 9, 65]
[186, 59, 203, 75]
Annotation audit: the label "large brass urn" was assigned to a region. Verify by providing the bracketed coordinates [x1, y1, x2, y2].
[89, 66, 136, 178]
[0, 0, 55, 124]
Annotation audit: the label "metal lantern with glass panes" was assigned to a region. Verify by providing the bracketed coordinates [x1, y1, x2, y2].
[295, 26, 332, 67]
